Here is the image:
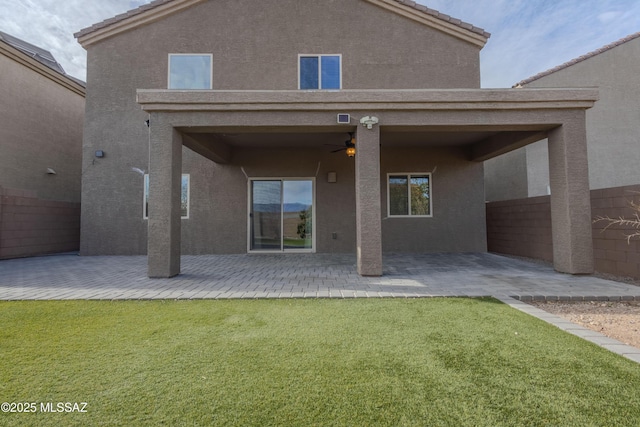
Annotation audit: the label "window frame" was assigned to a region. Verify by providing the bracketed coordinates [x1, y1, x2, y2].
[144, 174, 190, 219]
[246, 177, 317, 254]
[297, 54, 342, 90]
[386, 173, 433, 218]
[167, 53, 213, 90]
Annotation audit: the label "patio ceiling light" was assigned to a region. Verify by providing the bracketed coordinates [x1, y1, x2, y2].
[346, 146, 356, 157]
[326, 132, 356, 157]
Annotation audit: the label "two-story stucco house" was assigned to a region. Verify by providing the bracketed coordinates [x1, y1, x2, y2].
[75, 0, 598, 278]
[0, 31, 85, 259]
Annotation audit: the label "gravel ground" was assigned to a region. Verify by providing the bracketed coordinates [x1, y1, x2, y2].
[530, 300, 640, 349]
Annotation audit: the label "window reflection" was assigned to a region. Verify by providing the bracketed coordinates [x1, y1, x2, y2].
[169, 54, 212, 89]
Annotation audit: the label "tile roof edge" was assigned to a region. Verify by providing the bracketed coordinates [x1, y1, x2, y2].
[75, 0, 490, 42]
[513, 31, 640, 88]
[75, 0, 174, 39]
[391, 0, 490, 38]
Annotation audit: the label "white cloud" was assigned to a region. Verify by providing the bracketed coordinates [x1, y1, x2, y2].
[598, 11, 621, 23]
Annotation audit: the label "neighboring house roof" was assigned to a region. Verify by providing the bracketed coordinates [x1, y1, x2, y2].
[0, 30, 66, 75]
[75, 0, 490, 48]
[0, 30, 86, 95]
[513, 31, 640, 87]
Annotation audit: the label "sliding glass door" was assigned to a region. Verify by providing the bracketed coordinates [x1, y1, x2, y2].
[250, 179, 314, 252]
[250, 180, 282, 250]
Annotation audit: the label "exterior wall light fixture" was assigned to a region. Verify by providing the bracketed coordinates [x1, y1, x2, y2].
[359, 115, 379, 129]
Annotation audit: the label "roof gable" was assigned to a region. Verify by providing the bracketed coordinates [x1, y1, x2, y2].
[75, 0, 490, 48]
[515, 31, 640, 87]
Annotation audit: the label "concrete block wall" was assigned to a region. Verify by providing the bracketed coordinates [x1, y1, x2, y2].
[486, 195, 553, 262]
[591, 185, 640, 277]
[486, 184, 640, 279]
[0, 187, 81, 259]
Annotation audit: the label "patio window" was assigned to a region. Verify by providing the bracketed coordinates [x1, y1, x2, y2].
[387, 173, 432, 217]
[168, 54, 212, 89]
[144, 174, 190, 219]
[299, 55, 341, 90]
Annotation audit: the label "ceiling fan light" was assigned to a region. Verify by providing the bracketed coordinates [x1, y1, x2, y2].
[346, 147, 356, 157]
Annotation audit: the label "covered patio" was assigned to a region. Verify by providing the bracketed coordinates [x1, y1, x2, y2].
[2, 253, 638, 301]
[138, 88, 599, 278]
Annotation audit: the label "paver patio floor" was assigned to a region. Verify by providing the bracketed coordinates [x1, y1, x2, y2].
[1, 252, 638, 300]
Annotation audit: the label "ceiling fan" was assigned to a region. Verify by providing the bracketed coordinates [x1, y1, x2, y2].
[326, 132, 356, 157]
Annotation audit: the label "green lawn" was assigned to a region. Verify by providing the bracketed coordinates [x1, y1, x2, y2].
[1, 298, 639, 426]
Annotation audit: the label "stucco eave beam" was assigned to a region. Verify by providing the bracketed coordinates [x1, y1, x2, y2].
[137, 88, 599, 113]
[181, 133, 231, 164]
[137, 102, 599, 113]
[470, 130, 550, 162]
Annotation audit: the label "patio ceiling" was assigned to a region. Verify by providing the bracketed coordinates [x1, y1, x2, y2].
[177, 126, 552, 163]
[179, 128, 502, 148]
[140, 88, 597, 164]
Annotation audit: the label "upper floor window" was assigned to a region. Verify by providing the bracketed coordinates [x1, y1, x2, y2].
[168, 54, 212, 89]
[299, 55, 341, 90]
[387, 173, 432, 217]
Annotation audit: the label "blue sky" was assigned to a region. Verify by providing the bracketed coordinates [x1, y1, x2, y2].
[0, 0, 638, 87]
[427, 0, 640, 86]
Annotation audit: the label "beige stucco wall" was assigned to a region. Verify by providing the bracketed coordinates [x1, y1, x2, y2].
[80, 0, 484, 255]
[0, 43, 84, 258]
[485, 35, 640, 201]
[81, 141, 485, 255]
[483, 149, 528, 202]
[0, 52, 84, 203]
[381, 146, 486, 252]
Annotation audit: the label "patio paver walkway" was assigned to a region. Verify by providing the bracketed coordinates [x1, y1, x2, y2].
[1, 252, 638, 301]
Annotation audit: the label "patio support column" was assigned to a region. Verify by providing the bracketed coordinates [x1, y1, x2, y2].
[547, 111, 594, 274]
[147, 113, 183, 278]
[355, 122, 383, 276]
